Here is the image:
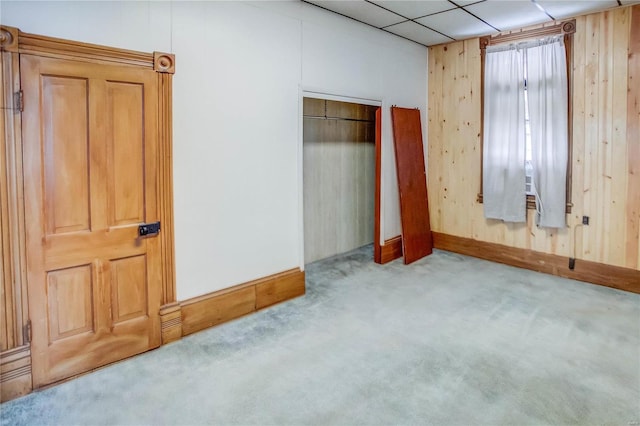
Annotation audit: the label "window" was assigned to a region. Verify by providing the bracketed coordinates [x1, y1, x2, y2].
[478, 20, 575, 227]
[524, 81, 534, 196]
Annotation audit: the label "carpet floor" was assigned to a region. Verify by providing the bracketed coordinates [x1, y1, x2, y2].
[1, 246, 638, 425]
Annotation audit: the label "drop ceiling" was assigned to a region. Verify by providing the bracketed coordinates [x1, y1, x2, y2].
[302, 0, 639, 46]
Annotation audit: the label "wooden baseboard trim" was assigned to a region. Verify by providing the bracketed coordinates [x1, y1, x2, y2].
[180, 268, 305, 336]
[255, 269, 306, 310]
[432, 232, 640, 293]
[159, 302, 182, 344]
[1, 345, 32, 402]
[379, 236, 403, 264]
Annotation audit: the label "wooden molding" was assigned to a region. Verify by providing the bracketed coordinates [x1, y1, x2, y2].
[380, 236, 403, 264]
[432, 232, 640, 294]
[374, 107, 382, 264]
[18, 31, 153, 67]
[159, 303, 182, 344]
[0, 26, 18, 52]
[1, 49, 29, 353]
[479, 19, 576, 49]
[182, 285, 256, 336]
[157, 72, 177, 306]
[154, 52, 175, 74]
[2, 26, 154, 68]
[181, 268, 305, 336]
[0, 345, 32, 402]
[255, 269, 306, 310]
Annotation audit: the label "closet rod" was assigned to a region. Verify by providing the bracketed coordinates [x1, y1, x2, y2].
[303, 115, 375, 123]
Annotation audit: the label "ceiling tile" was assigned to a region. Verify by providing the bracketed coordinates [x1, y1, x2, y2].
[416, 8, 496, 39]
[371, 0, 454, 19]
[384, 20, 453, 45]
[454, 0, 487, 4]
[537, 1, 617, 19]
[620, 0, 640, 4]
[305, 0, 405, 28]
[464, 0, 552, 31]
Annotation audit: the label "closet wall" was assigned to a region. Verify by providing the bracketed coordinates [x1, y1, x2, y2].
[303, 98, 376, 263]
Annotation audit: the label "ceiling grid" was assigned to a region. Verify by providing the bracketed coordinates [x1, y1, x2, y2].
[302, 0, 634, 46]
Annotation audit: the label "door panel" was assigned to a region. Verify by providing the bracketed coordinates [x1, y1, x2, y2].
[42, 76, 91, 235]
[106, 81, 145, 227]
[46, 265, 94, 341]
[110, 255, 147, 323]
[22, 54, 161, 387]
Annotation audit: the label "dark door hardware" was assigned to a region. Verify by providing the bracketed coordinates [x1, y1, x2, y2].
[139, 222, 161, 237]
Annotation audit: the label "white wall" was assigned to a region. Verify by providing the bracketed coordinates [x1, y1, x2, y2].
[297, 3, 429, 245]
[1, 1, 428, 300]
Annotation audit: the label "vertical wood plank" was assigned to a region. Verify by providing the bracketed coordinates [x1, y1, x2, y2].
[461, 39, 478, 241]
[627, 5, 640, 269]
[427, 44, 442, 232]
[466, 39, 484, 242]
[596, 11, 614, 263]
[610, 7, 630, 267]
[583, 12, 600, 262]
[572, 16, 587, 259]
[440, 43, 456, 236]
[452, 41, 464, 236]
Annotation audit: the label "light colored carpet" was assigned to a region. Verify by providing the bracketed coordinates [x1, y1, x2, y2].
[1, 246, 639, 425]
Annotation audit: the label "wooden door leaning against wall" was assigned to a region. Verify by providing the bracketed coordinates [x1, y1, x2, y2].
[0, 26, 178, 398]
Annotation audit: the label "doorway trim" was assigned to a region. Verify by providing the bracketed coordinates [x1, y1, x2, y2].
[298, 89, 382, 268]
[0, 25, 178, 400]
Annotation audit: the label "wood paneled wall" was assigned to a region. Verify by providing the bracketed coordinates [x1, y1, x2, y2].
[303, 98, 376, 263]
[428, 5, 640, 270]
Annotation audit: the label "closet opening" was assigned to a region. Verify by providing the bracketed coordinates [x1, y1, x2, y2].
[302, 97, 380, 264]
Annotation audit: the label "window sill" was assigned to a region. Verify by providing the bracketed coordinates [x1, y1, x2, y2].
[476, 193, 572, 214]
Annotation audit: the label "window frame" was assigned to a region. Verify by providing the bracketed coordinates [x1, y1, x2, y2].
[477, 20, 576, 214]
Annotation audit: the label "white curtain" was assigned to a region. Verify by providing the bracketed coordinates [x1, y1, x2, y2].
[483, 45, 526, 222]
[526, 36, 568, 228]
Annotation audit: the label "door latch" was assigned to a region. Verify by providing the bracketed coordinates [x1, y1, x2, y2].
[138, 221, 161, 237]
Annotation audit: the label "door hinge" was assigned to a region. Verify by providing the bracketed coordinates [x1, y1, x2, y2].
[23, 319, 32, 343]
[14, 90, 24, 112]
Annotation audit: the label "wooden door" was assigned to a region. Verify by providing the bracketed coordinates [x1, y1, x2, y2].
[21, 54, 162, 387]
[390, 107, 433, 264]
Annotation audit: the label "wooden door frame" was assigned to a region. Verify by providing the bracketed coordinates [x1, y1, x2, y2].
[374, 107, 404, 264]
[0, 25, 178, 401]
[374, 107, 382, 262]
